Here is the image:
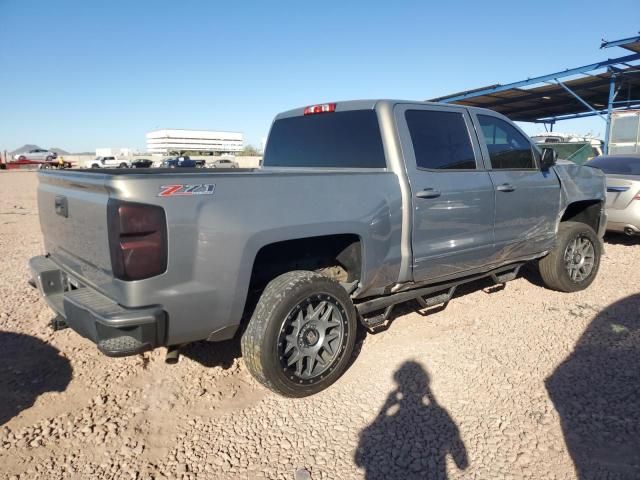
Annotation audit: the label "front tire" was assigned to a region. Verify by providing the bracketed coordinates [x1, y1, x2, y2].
[241, 271, 357, 397]
[539, 221, 601, 292]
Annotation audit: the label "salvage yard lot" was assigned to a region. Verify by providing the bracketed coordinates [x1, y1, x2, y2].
[1, 170, 638, 480]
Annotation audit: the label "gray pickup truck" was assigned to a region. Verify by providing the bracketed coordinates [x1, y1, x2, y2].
[30, 100, 606, 397]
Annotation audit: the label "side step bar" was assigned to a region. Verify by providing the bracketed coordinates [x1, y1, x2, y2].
[356, 263, 523, 330]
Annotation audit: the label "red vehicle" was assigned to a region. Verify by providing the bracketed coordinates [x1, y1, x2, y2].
[0, 156, 72, 170]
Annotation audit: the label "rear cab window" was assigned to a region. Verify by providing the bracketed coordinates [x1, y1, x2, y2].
[263, 110, 386, 168]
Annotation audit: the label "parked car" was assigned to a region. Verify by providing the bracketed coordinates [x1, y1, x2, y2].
[588, 154, 640, 235]
[160, 156, 198, 168]
[209, 158, 239, 169]
[131, 159, 153, 168]
[29, 100, 606, 397]
[85, 156, 129, 169]
[40, 158, 72, 169]
[14, 148, 57, 162]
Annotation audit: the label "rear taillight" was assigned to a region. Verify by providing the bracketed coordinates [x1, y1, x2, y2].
[107, 200, 167, 281]
[303, 103, 336, 115]
[634, 191, 640, 201]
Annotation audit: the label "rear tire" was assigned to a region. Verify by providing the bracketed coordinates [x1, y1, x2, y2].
[241, 271, 357, 397]
[538, 221, 601, 292]
[91, 164, 99, 168]
[119, 163, 128, 168]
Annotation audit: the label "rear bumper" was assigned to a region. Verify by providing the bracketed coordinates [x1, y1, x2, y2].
[606, 205, 640, 235]
[29, 255, 166, 357]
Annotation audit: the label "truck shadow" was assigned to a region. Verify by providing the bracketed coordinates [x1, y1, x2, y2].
[355, 361, 468, 479]
[180, 339, 241, 369]
[0, 331, 72, 426]
[520, 263, 546, 288]
[181, 327, 368, 372]
[545, 294, 640, 478]
[603, 232, 640, 246]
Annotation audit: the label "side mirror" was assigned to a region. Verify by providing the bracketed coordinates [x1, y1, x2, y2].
[540, 147, 557, 170]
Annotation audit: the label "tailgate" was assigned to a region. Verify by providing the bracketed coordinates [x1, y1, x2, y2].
[37, 171, 113, 283]
[605, 175, 640, 210]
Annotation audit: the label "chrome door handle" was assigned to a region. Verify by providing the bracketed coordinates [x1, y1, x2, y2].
[416, 188, 441, 199]
[496, 183, 515, 192]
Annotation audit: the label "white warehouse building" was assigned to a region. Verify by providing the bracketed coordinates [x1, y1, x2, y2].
[146, 129, 243, 154]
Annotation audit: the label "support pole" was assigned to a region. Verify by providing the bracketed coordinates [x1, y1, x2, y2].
[604, 74, 616, 154]
[554, 79, 607, 121]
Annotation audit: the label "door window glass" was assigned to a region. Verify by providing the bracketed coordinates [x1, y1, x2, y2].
[405, 110, 476, 170]
[478, 115, 536, 169]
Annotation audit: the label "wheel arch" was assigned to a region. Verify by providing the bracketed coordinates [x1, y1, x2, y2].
[248, 233, 363, 292]
[559, 199, 604, 233]
[230, 233, 364, 332]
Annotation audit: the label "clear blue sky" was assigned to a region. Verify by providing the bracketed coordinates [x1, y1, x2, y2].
[0, 0, 638, 153]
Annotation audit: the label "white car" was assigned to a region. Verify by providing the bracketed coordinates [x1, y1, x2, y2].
[85, 156, 130, 169]
[208, 158, 239, 168]
[14, 148, 57, 162]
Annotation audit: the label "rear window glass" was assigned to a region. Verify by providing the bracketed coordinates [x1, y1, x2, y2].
[263, 110, 386, 168]
[589, 156, 640, 175]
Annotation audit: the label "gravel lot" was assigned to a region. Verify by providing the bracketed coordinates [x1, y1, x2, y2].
[1, 171, 639, 480]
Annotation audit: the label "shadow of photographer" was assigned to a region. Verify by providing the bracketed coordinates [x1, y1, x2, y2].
[0, 330, 72, 426]
[355, 361, 468, 479]
[546, 294, 640, 478]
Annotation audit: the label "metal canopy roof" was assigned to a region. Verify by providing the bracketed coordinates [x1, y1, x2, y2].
[430, 34, 640, 154]
[431, 67, 640, 123]
[601, 34, 640, 54]
[430, 52, 640, 123]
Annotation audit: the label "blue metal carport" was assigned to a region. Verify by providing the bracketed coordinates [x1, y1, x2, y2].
[431, 35, 640, 153]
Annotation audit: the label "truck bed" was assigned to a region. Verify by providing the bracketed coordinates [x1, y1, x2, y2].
[72, 168, 257, 174]
[35, 167, 403, 345]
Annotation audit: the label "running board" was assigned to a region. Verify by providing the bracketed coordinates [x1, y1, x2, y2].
[356, 262, 524, 319]
[491, 264, 522, 284]
[416, 286, 456, 309]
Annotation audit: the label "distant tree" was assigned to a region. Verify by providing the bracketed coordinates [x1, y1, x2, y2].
[238, 145, 260, 156]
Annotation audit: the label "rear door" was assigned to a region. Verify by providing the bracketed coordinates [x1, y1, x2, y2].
[395, 104, 496, 282]
[472, 112, 561, 259]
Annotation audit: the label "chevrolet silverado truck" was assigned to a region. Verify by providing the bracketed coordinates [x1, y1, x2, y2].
[29, 100, 607, 397]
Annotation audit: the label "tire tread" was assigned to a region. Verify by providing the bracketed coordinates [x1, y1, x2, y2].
[539, 221, 601, 292]
[241, 270, 355, 397]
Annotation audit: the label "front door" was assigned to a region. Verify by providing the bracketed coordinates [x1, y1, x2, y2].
[395, 104, 496, 282]
[472, 112, 561, 260]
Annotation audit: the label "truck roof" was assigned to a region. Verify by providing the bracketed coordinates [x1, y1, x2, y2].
[274, 99, 502, 120]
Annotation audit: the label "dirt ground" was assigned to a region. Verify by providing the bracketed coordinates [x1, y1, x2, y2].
[1, 170, 639, 480]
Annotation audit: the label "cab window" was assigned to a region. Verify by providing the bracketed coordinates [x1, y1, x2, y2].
[478, 115, 536, 170]
[405, 110, 476, 170]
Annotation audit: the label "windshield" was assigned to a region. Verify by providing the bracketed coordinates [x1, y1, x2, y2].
[589, 155, 640, 175]
[263, 110, 386, 168]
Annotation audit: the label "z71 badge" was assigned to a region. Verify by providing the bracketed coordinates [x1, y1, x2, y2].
[158, 184, 216, 197]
